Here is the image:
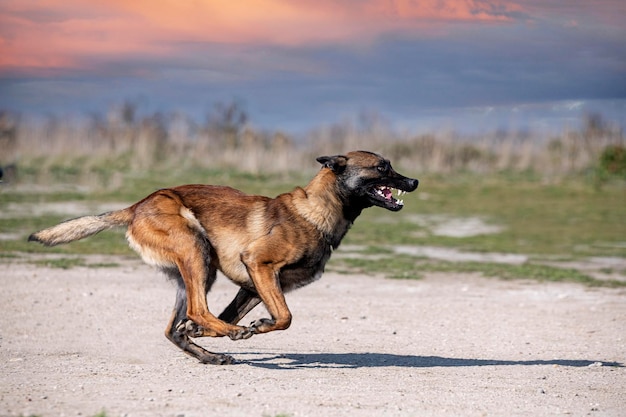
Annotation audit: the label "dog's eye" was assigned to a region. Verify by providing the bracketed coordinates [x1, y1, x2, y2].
[377, 164, 389, 173]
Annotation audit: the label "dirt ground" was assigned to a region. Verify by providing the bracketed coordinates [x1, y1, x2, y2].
[1, 258, 624, 417]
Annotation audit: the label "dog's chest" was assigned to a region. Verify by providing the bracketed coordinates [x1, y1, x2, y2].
[278, 242, 333, 292]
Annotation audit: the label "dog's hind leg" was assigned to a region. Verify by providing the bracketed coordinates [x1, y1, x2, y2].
[218, 288, 262, 324]
[174, 253, 254, 341]
[165, 277, 236, 365]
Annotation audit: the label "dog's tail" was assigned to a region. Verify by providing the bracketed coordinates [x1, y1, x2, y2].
[28, 208, 134, 247]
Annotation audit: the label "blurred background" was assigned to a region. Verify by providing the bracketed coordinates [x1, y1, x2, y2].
[1, 1, 625, 283]
[1, 0, 625, 182]
[0, 104, 624, 183]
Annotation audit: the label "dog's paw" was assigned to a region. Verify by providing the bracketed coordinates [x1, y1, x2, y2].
[249, 318, 276, 334]
[228, 326, 254, 341]
[199, 352, 236, 365]
[176, 319, 204, 338]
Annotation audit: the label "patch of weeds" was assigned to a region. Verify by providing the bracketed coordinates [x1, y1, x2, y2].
[388, 269, 425, 280]
[360, 245, 395, 255]
[331, 254, 423, 280]
[87, 262, 121, 268]
[332, 254, 625, 288]
[527, 254, 580, 263]
[49, 162, 84, 181]
[32, 258, 86, 269]
[594, 144, 626, 188]
[31, 258, 120, 269]
[416, 260, 626, 288]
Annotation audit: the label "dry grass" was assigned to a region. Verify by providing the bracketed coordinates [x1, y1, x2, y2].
[0, 104, 623, 187]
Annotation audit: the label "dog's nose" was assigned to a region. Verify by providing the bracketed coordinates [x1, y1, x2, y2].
[408, 178, 419, 191]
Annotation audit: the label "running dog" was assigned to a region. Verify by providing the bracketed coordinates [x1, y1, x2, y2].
[29, 150, 419, 364]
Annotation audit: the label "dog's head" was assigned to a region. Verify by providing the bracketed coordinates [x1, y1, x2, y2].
[316, 151, 418, 212]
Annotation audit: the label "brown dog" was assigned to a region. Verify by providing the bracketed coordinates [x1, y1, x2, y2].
[29, 151, 418, 364]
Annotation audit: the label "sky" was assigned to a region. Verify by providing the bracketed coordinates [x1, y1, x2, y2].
[1, 0, 625, 134]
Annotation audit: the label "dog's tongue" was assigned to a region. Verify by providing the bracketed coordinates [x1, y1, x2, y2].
[382, 188, 392, 200]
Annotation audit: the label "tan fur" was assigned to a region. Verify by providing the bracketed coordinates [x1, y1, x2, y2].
[29, 151, 418, 364]
[293, 170, 347, 236]
[29, 209, 133, 246]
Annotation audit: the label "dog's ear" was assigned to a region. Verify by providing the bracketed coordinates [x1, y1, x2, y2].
[316, 155, 347, 173]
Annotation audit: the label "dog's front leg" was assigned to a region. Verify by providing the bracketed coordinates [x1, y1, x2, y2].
[241, 252, 292, 334]
[249, 271, 292, 335]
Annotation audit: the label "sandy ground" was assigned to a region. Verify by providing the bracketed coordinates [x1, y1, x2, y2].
[1, 258, 624, 417]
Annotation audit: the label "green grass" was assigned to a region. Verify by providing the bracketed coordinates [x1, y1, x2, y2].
[334, 252, 427, 280]
[30, 258, 121, 269]
[1, 167, 303, 255]
[345, 175, 626, 257]
[330, 252, 626, 288]
[0, 214, 133, 255]
[1, 168, 624, 286]
[420, 260, 623, 287]
[31, 257, 87, 269]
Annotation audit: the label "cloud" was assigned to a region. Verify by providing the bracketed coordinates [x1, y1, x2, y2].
[0, 0, 624, 133]
[0, 0, 522, 76]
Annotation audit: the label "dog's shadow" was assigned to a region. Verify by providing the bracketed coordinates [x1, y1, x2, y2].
[239, 352, 623, 370]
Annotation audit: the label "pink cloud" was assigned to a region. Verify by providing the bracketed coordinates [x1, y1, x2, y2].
[0, 0, 524, 74]
[2, 0, 621, 78]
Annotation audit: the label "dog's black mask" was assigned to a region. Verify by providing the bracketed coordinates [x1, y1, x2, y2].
[317, 151, 419, 212]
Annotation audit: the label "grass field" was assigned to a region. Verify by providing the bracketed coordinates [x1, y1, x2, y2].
[1, 109, 624, 286]
[1, 163, 624, 287]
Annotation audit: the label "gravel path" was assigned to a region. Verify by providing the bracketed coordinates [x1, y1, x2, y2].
[1, 260, 624, 417]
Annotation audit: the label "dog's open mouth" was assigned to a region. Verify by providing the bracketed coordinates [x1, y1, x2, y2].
[369, 185, 408, 210]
